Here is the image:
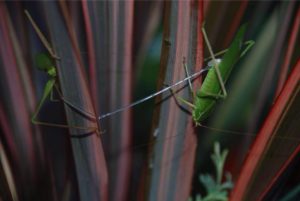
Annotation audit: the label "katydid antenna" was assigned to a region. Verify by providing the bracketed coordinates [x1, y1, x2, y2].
[98, 63, 216, 120]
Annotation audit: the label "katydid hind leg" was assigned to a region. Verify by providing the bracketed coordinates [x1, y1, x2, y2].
[53, 85, 96, 120]
[32, 119, 98, 134]
[32, 81, 99, 134]
[201, 25, 227, 99]
[32, 109, 100, 135]
[31, 79, 56, 124]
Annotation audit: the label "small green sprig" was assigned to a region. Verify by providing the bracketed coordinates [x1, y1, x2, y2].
[189, 142, 233, 201]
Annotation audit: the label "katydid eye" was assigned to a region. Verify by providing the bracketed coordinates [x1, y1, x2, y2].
[207, 58, 222, 67]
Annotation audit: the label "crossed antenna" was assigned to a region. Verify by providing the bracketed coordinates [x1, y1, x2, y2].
[98, 64, 213, 120]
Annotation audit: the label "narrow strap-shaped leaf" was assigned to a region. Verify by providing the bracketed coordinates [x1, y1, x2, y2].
[231, 59, 300, 200]
[41, 2, 108, 201]
[147, 1, 203, 201]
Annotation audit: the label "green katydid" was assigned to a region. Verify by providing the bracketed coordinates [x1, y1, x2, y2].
[25, 10, 98, 133]
[173, 24, 254, 125]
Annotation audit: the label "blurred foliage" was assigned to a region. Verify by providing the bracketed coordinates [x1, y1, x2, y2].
[190, 142, 233, 201]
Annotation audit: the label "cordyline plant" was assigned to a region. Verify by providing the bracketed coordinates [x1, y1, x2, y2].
[0, 1, 299, 201]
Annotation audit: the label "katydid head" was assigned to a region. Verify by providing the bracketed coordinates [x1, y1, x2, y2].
[207, 58, 222, 67]
[35, 53, 56, 77]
